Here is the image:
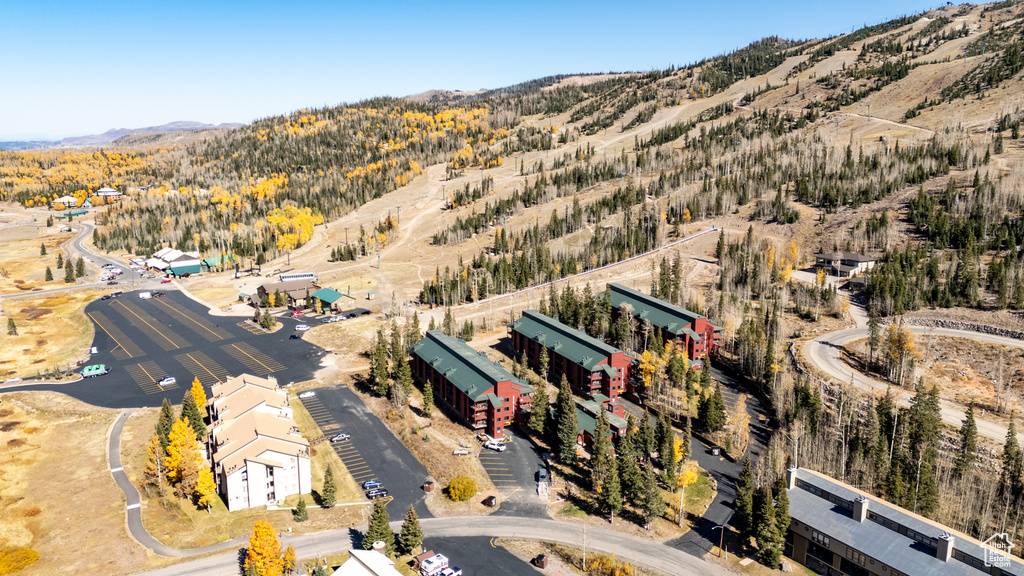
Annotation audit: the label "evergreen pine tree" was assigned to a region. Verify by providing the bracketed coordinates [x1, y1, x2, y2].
[619, 450, 644, 506]
[599, 458, 623, 522]
[40, 242, 46, 256]
[681, 415, 692, 460]
[44, 266, 53, 282]
[538, 346, 549, 382]
[1001, 418, 1023, 498]
[527, 382, 548, 436]
[639, 412, 656, 458]
[398, 505, 423, 555]
[321, 465, 337, 508]
[64, 259, 75, 283]
[294, 495, 309, 522]
[422, 380, 434, 418]
[915, 459, 939, 517]
[156, 398, 175, 452]
[774, 477, 791, 535]
[407, 313, 422, 347]
[755, 487, 782, 568]
[56, 252, 63, 268]
[555, 375, 579, 464]
[660, 426, 678, 489]
[640, 462, 666, 529]
[395, 357, 413, 395]
[428, 316, 436, 331]
[734, 457, 755, 539]
[7, 317, 17, 336]
[371, 328, 390, 397]
[441, 307, 455, 336]
[363, 500, 396, 555]
[590, 408, 612, 488]
[75, 256, 85, 278]
[954, 402, 978, 478]
[180, 390, 206, 441]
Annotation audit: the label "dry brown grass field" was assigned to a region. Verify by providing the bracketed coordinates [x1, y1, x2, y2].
[0, 393, 174, 575]
[1, 291, 98, 380]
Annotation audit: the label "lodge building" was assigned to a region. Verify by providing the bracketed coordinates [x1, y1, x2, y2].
[509, 310, 630, 402]
[608, 282, 721, 362]
[410, 330, 533, 439]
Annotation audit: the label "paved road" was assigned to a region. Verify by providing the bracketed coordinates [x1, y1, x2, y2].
[422, 536, 537, 576]
[305, 383, 432, 519]
[617, 362, 770, 558]
[107, 410, 246, 558]
[805, 305, 1024, 444]
[132, 515, 735, 576]
[484, 429, 549, 519]
[1, 290, 323, 407]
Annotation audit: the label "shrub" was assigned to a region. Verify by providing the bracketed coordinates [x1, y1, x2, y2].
[446, 476, 478, 502]
[0, 548, 40, 574]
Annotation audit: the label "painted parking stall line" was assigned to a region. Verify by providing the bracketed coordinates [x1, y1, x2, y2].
[221, 342, 286, 375]
[88, 310, 144, 360]
[299, 395, 380, 487]
[480, 452, 520, 486]
[111, 300, 189, 351]
[151, 297, 233, 341]
[125, 361, 175, 394]
[174, 351, 230, 385]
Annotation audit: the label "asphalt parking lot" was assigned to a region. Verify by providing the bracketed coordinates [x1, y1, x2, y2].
[1, 290, 323, 408]
[479, 429, 549, 518]
[421, 536, 539, 576]
[300, 383, 432, 519]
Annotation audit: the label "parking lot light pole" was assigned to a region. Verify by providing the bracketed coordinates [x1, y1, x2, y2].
[713, 525, 726, 558]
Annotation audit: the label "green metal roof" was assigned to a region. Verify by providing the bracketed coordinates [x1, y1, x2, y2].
[168, 264, 202, 275]
[574, 398, 627, 436]
[608, 283, 706, 337]
[411, 330, 527, 401]
[312, 288, 346, 304]
[510, 310, 622, 370]
[201, 254, 234, 268]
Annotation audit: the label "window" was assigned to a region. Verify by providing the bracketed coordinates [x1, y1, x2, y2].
[811, 531, 830, 547]
[846, 548, 867, 566]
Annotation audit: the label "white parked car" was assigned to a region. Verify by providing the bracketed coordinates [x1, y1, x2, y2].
[158, 376, 176, 387]
[484, 439, 506, 452]
[295, 324, 310, 331]
[298, 391, 315, 399]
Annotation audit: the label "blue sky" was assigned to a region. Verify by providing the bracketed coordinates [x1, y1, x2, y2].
[0, 0, 949, 139]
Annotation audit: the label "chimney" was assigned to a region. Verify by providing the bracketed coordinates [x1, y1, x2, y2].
[853, 496, 869, 522]
[372, 541, 386, 555]
[786, 467, 797, 490]
[937, 533, 954, 562]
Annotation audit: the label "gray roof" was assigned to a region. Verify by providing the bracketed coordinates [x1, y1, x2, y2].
[410, 330, 529, 401]
[814, 251, 875, 263]
[608, 283, 705, 336]
[510, 310, 622, 370]
[790, 468, 1024, 576]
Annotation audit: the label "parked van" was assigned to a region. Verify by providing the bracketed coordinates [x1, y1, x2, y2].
[138, 291, 152, 299]
[419, 554, 449, 576]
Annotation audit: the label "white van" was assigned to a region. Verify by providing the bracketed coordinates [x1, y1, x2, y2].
[138, 291, 152, 299]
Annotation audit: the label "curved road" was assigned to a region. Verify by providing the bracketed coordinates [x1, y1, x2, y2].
[108, 410, 246, 558]
[105, 410, 730, 576]
[804, 301, 1024, 444]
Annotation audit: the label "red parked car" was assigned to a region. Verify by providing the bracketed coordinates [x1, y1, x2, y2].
[161, 278, 172, 284]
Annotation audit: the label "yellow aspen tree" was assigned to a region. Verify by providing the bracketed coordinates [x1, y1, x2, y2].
[191, 378, 207, 417]
[195, 467, 217, 513]
[164, 417, 201, 485]
[677, 464, 700, 526]
[245, 519, 284, 576]
[142, 434, 164, 488]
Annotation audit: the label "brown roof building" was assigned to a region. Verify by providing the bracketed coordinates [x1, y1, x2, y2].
[206, 374, 311, 511]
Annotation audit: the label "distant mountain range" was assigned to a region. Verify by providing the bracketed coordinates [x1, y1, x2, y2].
[0, 121, 243, 151]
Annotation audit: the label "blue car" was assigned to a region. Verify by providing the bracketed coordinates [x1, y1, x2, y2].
[362, 480, 382, 490]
